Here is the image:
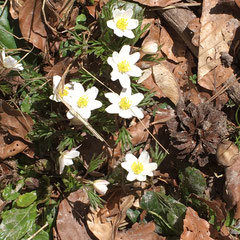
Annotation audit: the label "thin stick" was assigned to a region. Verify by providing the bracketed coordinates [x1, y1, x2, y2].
[26, 222, 48, 240]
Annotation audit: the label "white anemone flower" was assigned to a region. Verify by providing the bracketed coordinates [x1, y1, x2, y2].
[105, 88, 144, 119]
[66, 82, 102, 120]
[1, 49, 23, 70]
[59, 148, 80, 174]
[49, 75, 72, 102]
[107, 45, 142, 88]
[107, 8, 139, 39]
[93, 180, 110, 195]
[121, 150, 157, 181]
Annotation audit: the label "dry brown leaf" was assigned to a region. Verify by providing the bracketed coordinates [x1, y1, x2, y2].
[0, 100, 33, 159]
[153, 64, 180, 105]
[87, 192, 135, 240]
[19, 0, 47, 51]
[116, 222, 165, 240]
[9, 0, 25, 19]
[180, 207, 214, 240]
[187, 18, 200, 47]
[132, 0, 181, 7]
[54, 188, 92, 240]
[198, 0, 240, 90]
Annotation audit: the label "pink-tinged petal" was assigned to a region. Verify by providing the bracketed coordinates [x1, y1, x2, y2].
[126, 172, 137, 181]
[85, 86, 98, 100]
[119, 45, 131, 56]
[131, 106, 144, 119]
[107, 20, 115, 30]
[139, 150, 150, 163]
[119, 109, 133, 119]
[128, 65, 142, 77]
[119, 74, 130, 88]
[114, 28, 124, 37]
[127, 19, 139, 30]
[66, 111, 74, 119]
[125, 153, 137, 163]
[113, 9, 122, 19]
[136, 174, 146, 181]
[105, 92, 120, 104]
[131, 93, 144, 106]
[105, 104, 119, 114]
[122, 8, 133, 19]
[123, 30, 135, 39]
[129, 52, 140, 64]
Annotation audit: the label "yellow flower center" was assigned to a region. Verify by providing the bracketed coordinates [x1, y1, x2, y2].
[116, 18, 128, 30]
[119, 97, 132, 110]
[58, 86, 69, 97]
[131, 161, 144, 175]
[117, 60, 130, 73]
[77, 95, 89, 108]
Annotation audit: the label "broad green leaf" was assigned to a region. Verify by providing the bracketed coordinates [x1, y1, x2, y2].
[22, 225, 49, 240]
[179, 166, 206, 201]
[0, 6, 17, 49]
[0, 203, 37, 240]
[127, 208, 140, 223]
[2, 180, 24, 201]
[16, 191, 37, 208]
[140, 191, 186, 235]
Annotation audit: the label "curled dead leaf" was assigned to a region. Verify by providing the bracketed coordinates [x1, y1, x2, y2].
[19, 0, 47, 51]
[0, 100, 33, 159]
[180, 207, 214, 240]
[153, 64, 180, 105]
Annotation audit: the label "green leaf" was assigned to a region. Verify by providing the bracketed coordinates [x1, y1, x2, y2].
[0, 203, 37, 240]
[16, 191, 37, 208]
[2, 184, 20, 201]
[140, 191, 186, 235]
[179, 166, 207, 199]
[127, 208, 140, 223]
[22, 225, 49, 240]
[0, 6, 17, 49]
[76, 14, 86, 22]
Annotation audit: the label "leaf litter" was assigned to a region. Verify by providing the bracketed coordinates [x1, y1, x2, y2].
[1, 0, 240, 239]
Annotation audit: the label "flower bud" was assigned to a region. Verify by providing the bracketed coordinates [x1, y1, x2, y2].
[217, 141, 239, 167]
[93, 180, 110, 195]
[142, 42, 158, 54]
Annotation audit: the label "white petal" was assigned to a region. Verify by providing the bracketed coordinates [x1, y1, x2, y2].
[122, 8, 133, 19]
[88, 100, 102, 110]
[105, 92, 120, 104]
[64, 150, 80, 159]
[63, 158, 74, 166]
[131, 93, 144, 106]
[73, 82, 85, 94]
[114, 28, 124, 37]
[119, 109, 133, 119]
[105, 104, 119, 114]
[107, 20, 116, 30]
[129, 52, 140, 64]
[77, 108, 91, 119]
[111, 70, 122, 81]
[125, 153, 137, 163]
[53, 75, 61, 90]
[119, 45, 131, 56]
[119, 74, 131, 88]
[66, 111, 74, 119]
[112, 52, 120, 63]
[127, 19, 139, 30]
[149, 162, 158, 171]
[136, 174, 146, 181]
[131, 106, 144, 119]
[123, 30, 135, 39]
[85, 86, 98, 100]
[107, 56, 115, 67]
[113, 9, 122, 19]
[120, 87, 131, 97]
[128, 65, 142, 77]
[126, 172, 137, 181]
[139, 150, 150, 163]
[1, 49, 5, 60]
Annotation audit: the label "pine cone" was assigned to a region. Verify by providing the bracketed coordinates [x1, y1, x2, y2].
[167, 100, 228, 166]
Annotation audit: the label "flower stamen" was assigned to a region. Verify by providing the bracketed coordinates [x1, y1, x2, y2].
[77, 95, 89, 108]
[58, 86, 69, 97]
[116, 18, 128, 30]
[119, 97, 132, 110]
[131, 160, 144, 175]
[117, 60, 130, 73]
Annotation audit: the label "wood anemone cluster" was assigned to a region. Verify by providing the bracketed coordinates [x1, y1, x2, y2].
[166, 99, 228, 166]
